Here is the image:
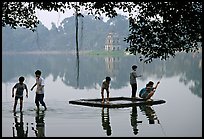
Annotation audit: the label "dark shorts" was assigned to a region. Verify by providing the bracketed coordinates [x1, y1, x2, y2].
[15, 96, 23, 101]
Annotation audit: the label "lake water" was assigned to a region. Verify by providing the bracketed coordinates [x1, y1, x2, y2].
[2, 51, 202, 137]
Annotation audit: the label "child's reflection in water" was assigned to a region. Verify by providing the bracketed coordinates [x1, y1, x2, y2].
[101, 107, 112, 136]
[12, 112, 28, 137]
[31, 110, 45, 137]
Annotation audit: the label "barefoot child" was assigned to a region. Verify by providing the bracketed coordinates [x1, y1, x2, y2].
[31, 70, 47, 111]
[101, 76, 111, 103]
[139, 81, 160, 100]
[12, 76, 28, 112]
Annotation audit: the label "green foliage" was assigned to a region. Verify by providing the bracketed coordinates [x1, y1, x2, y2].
[2, 2, 39, 31]
[2, 2, 202, 63]
[125, 2, 202, 63]
[2, 15, 129, 52]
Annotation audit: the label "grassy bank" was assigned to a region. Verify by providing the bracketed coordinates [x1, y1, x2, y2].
[86, 50, 126, 57]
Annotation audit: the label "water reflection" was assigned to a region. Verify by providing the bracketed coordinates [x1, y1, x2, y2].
[130, 106, 142, 135]
[139, 105, 159, 124]
[31, 110, 45, 137]
[2, 51, 202, 97]
[139, 105, 167, 136]
[12, 112, 28, 137]
[101, 107, 112, 136]
[104, 57, 120, 76]
[76, 53, 80, 88]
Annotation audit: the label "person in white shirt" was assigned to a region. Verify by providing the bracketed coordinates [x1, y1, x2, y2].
[31, 70, 47, 111]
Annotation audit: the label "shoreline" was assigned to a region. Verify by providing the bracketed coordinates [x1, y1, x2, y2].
[2, 50, 92, 55]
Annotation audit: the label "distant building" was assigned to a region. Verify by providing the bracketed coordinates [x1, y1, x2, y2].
[105, 32, 120, 51]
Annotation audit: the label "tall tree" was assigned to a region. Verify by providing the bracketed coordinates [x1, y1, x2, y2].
[125, 2, 202, 62]
[2, 2, 202, 62]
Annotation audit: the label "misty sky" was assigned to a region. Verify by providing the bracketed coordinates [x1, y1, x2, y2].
[36, 9, 75, 30]
[36, 8, 130, 30]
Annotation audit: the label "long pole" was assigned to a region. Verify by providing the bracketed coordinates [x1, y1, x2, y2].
[152, 106, 167, 136]
[75, 2, 79, 88]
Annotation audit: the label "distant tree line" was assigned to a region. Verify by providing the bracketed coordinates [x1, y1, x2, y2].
[2, 14, 129, 52]
[2, 2, 202, 63]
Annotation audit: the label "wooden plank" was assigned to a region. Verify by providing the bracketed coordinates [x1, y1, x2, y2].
[69, 97, 166, 108]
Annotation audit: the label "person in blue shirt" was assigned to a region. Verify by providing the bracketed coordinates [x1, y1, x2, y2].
[139, 81, 160, 100]
[12, 76, 28, 112]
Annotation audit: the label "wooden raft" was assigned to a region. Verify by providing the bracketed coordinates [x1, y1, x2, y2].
[69, 97, 166, 108]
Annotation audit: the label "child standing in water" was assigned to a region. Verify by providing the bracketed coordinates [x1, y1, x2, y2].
[101, 76, 111, 103]
[31, 70, 47, 111]
[12, 76, 28, 112]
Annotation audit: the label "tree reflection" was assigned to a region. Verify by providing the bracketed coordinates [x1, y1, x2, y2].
[2, 51, 202, 97]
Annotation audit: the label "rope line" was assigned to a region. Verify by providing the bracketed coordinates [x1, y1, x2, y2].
[152, 106, 167, 137]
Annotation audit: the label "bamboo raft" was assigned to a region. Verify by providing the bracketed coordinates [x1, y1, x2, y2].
[69, 97, 166, 108]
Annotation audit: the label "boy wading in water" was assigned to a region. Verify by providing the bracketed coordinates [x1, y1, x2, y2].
[101, 77, 111, 103]
[31, 70, 47, 111]
[12, 76, 28, 112]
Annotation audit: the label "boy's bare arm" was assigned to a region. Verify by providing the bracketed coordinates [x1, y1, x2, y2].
[26, 87, 28, 97]
[154, 81, 160, 89]
[12, 87, 15, 97]
[31, 83, 37, 91]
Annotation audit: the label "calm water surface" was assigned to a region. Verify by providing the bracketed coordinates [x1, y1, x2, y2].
[2, 52, 202, 137]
